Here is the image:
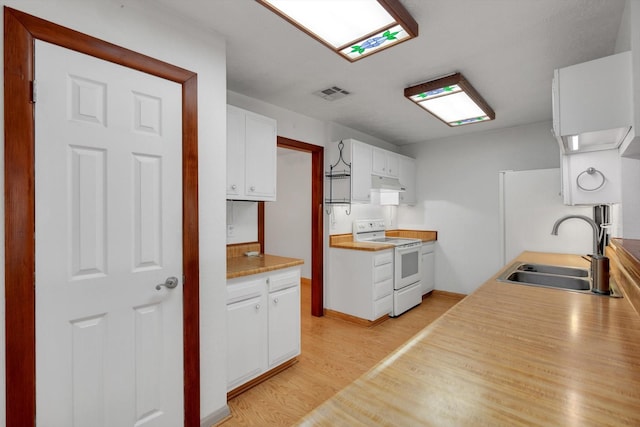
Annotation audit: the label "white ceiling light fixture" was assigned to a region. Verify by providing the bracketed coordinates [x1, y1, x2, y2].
[404, 73, 495, 127]
[256, 0, 418, 62]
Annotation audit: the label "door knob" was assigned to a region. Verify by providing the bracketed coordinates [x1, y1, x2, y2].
[156, 276, 179, 291]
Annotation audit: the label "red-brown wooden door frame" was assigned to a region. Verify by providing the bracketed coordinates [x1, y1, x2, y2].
[3, 7, 200, 426]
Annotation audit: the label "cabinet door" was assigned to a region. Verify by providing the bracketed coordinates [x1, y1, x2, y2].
[245, 112, 277, 200]
[556, 52, 632, 137]
[372, 148, 387, 176]
[351, 142, 372, 203]
[268, 285, 300, 367]
[386, 152, 399, 178]
[372, 148, 399, 178]
[227, 294, 268, 390]
[399, 156, 416, 205]
[421, 251, 435, 294]
[226, 106, 245, 197]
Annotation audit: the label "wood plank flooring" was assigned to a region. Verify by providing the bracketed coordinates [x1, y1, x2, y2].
[220, 282, 464, 426]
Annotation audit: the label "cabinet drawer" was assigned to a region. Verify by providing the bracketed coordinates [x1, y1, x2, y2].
[227, 278, 264, 305]
[421, 242, 435, 254]
[268, 269, 300, 293]
[373, 278, 393, 300]
[373, 294, 392, 319]
[374, 251, 393, 266]
[373, 263, 393, 284]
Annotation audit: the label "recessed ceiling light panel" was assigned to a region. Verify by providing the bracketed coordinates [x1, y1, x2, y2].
[404, 73, 495, 127]
[257, 0, 418, 61]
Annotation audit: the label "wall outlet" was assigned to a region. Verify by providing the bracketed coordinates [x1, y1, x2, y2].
[227, 224, 235, 237]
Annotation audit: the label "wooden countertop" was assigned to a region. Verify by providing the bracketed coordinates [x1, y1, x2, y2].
[329, 230, 437, 251]
[227, 254, 304, 279]
[298, 251, 640, 426]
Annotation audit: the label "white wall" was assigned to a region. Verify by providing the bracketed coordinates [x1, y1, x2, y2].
[621, 157, 640, 237]
[265, 149, 312, 278]
[0, 0, 229, 424]
[228, 91, 327, 147]
[398, 121, 561, 295]
[328, 204, 398, 234]
[226, 201, 258, 244]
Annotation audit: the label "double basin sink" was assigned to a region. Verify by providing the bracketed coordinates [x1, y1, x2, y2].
[498, 262, 619, 296]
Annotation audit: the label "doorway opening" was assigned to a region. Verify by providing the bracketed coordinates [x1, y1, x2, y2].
[258, 137, 324, 316]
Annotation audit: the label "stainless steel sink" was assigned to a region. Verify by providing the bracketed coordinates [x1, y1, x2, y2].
[503, 271, 590, 291]
[497, 262, 593, 294]
[516, 263, 589, 278]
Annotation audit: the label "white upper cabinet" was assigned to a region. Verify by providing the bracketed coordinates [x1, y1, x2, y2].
[325, 138, 372, 204]
[398, 155, 417, 205]
[227, 105, 277, 201]
[226, 106, 245, 198]
[351, 141, 373, 203]
[326, 139, 417, 205]
[552, 51, 632, 154]
[372, 148, 399, 178]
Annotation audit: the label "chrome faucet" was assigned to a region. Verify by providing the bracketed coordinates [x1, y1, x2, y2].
[551, 215, 601, 255]
[551, 215, 610, 295]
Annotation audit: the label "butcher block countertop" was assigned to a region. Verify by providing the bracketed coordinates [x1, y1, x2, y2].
[298, 250, 640, 426]
[227, 254, 303, 279]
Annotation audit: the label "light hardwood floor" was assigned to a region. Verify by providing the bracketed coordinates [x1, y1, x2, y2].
[220, 282, 464, 426]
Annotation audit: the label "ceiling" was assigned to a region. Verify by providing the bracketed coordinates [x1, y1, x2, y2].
[151, 0, 627, 146]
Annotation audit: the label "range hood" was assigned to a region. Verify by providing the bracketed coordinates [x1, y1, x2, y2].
[371, 175, 406, 192]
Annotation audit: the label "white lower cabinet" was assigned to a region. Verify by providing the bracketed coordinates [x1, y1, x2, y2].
[421, 242, 436, 294]
[226, 281, 268, 390]
[267, 270, 301, 368]
[226, 267, 300, 391]
[327, 248, 393, 321]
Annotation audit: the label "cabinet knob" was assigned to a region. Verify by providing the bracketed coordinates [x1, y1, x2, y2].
[255, 303, 261, 310]
[249, 186, 255, 192]
[273, 297, 279, 304]
[231, 184, 237, 190]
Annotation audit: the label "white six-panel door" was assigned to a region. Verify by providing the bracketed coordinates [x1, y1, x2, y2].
[34, 40, 183, 427]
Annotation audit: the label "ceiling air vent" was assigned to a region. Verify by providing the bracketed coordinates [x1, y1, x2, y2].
[313, 86, 351, 101]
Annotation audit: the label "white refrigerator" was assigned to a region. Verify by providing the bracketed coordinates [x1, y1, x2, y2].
[499, 168, 594, 265]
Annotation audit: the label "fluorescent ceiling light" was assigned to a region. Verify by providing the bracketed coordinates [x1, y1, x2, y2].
[404, 73, 495, 127]
[560, 126, 631, 153]
[257, 0, 418, 61]
[568, 135, 580, 151]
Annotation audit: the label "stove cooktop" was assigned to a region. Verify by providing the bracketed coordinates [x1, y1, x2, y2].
[364, 237, 421, 246]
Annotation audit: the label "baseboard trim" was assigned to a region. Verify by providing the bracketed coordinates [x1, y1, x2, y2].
[202, 405, 231, 427]
[226, 358, 299, 401]
[323, 308, 389, 327]
[431, 289, 467, 299]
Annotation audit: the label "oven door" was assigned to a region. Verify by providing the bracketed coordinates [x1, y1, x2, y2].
[395, 244, 422, 289]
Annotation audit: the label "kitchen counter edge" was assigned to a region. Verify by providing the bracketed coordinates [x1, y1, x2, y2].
[227, 254, 304, 279]
[329, 230, 437, 251]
